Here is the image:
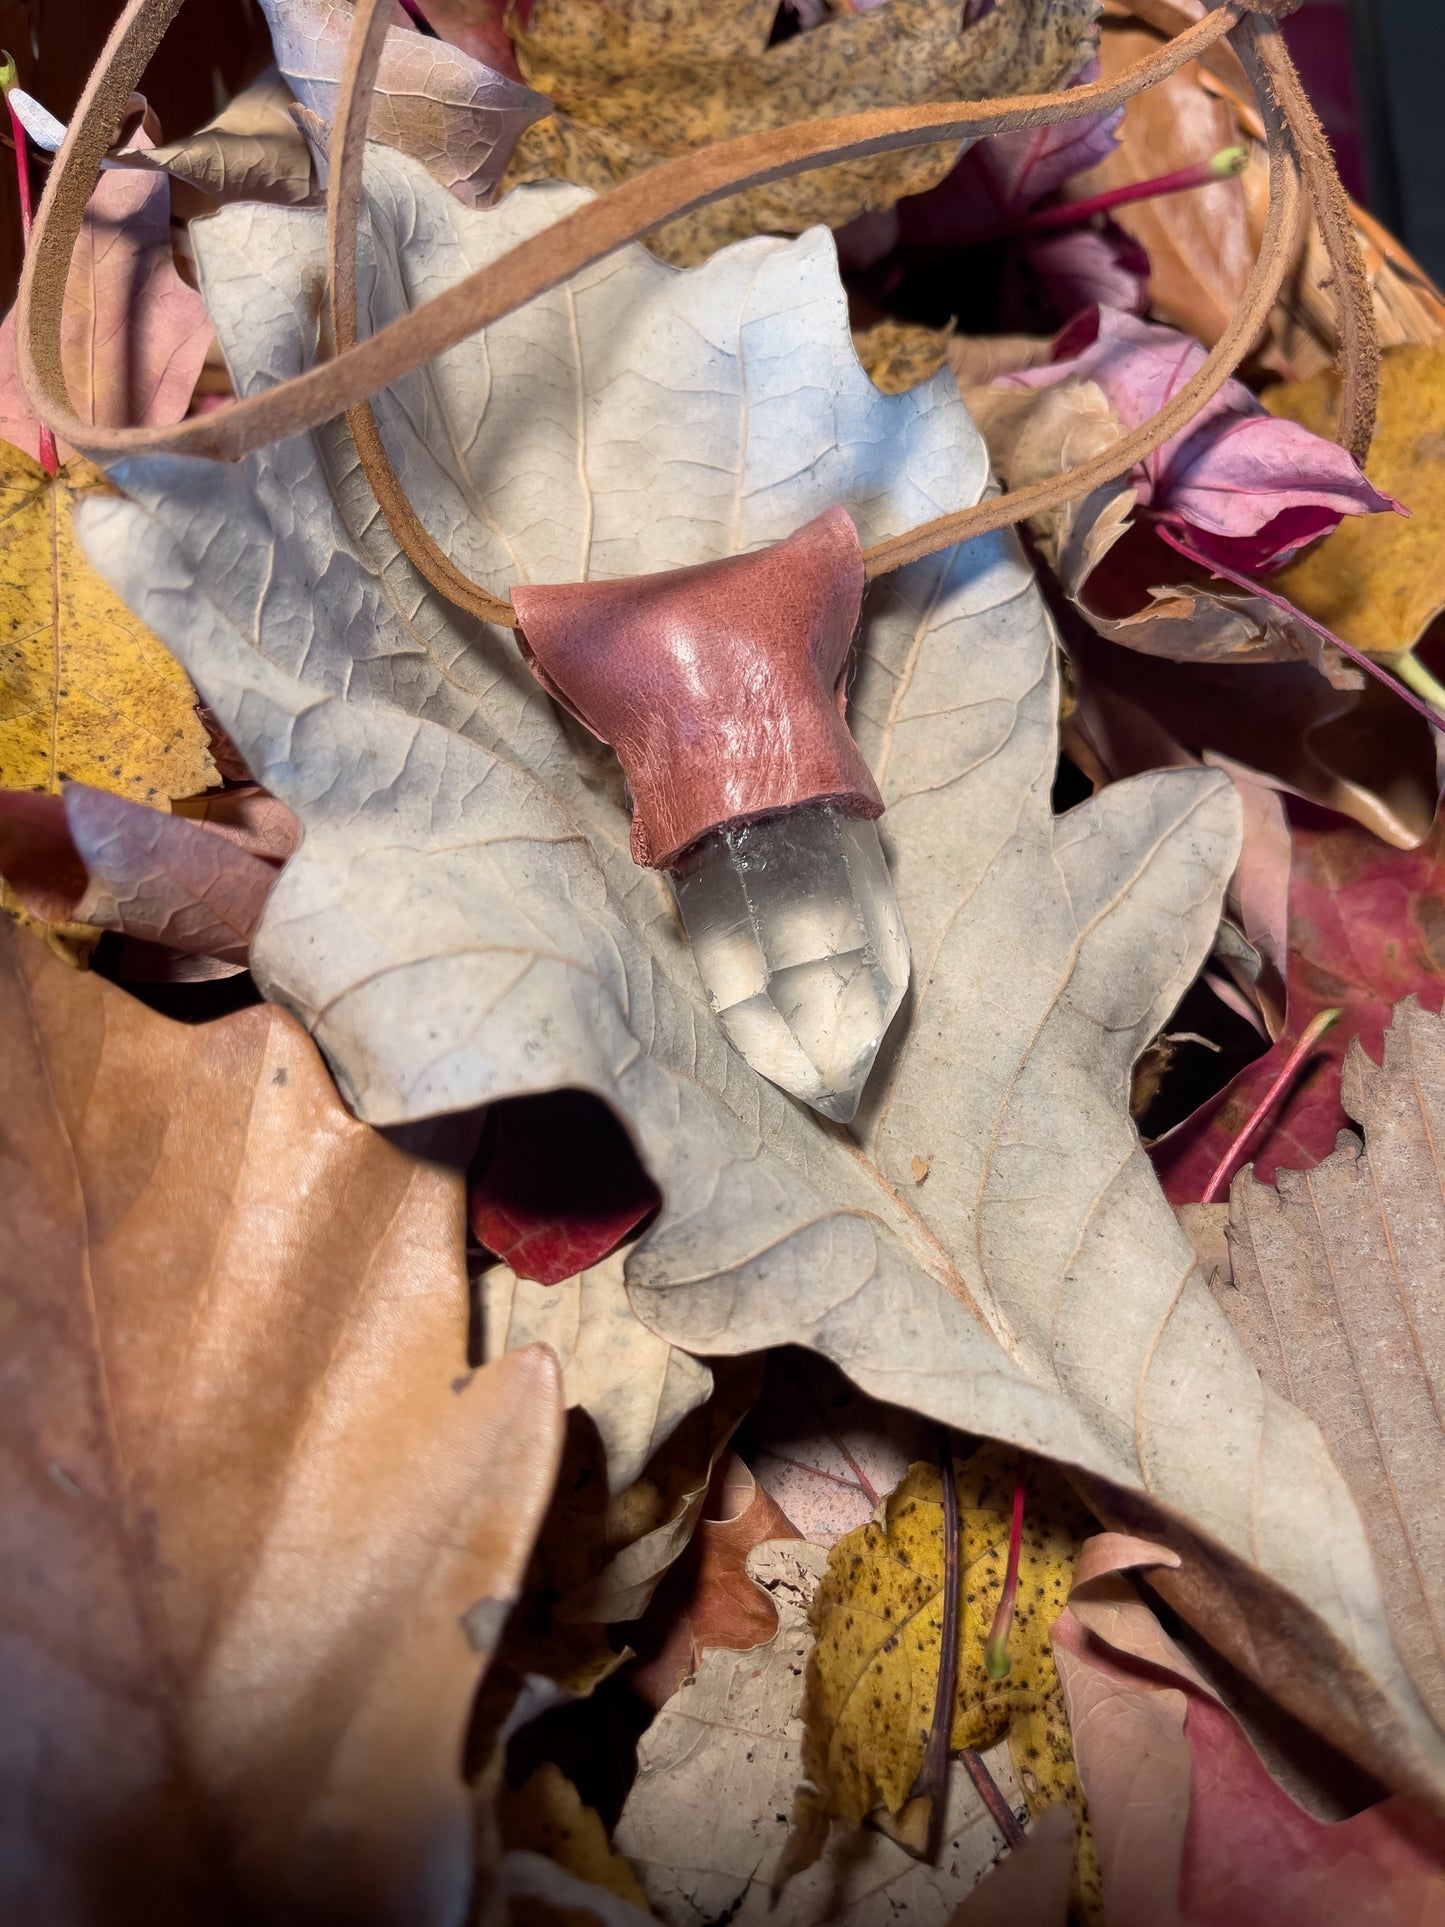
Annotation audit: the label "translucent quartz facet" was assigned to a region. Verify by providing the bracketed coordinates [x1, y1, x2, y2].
[671, 806, 910, 1122]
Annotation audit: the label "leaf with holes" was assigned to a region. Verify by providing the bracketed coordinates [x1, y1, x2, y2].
[77, 146, 1445, 1800]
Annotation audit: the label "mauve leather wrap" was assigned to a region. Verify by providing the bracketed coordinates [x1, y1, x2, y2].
[511, 507, 883, 869]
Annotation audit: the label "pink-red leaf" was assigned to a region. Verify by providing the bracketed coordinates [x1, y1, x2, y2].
[0, 158, 210, 463]
[997, 308, 1398, 568]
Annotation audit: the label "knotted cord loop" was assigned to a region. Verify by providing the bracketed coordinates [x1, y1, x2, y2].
[17, 0, 1375, 630]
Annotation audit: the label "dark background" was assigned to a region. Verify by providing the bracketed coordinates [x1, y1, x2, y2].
[0, 0, 1441, 302]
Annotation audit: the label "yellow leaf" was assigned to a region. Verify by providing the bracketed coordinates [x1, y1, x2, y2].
[853, 319, 952, 396]
[499, 1764, 650, 1922]
[1264, 343, 1445, 657]
[0, 445, 215, 802]
[503, 0, 1098, 264]
[801, 1446, 1102, 1923]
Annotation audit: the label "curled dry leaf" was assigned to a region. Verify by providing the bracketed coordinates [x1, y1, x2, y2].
[257, 0, 550, 205]
[629, 1452, 802, 1708]
[77, 149, 1445, 1799]
[0, 781, 278, 961]
[480, 1252, 713, 1495]
[13, 72, 318, 207]
[1153, 808, 1445, 1197]
[497, 1764, 650, 1912]
[798, 1449, 1101, 1919]
[1217, 997, 1445, 1727]
[1053, 1533, 1445, 1927]
[502, 0, 1099, 263]
[614, 1540, 1026, 1925]
[1061, 623, 1439, 851]
[0, 921, 565, 1926]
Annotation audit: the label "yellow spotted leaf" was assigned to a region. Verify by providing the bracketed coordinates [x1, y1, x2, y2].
[853, 319, 953, 396]
[0, 445, 215, 802]
[801, 1446, 1102, 1922]
[499, 1764, 650, 1921]
[1264, 342, 1445, 657]
[503, 0, 1098, 263]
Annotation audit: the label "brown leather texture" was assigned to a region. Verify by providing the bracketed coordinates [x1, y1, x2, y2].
[512, 508, 882, 870]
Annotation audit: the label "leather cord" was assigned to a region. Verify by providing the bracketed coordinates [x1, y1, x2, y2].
[17, 0, 1375, 631]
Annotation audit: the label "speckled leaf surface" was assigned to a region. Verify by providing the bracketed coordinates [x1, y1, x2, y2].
[78, 148, 1444, 1795]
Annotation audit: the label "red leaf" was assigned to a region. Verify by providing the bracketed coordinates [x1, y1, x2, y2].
[468, 1088, 660, 1285]
[1153, 804, 1445, 1199]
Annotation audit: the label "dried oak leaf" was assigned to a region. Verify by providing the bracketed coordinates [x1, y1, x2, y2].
[501, 0, 1099, 263]
[1152, 805, 1445, 1198]
[1265, 342, 1445, 660]
[1054, 1533, 1445, 1926]
[77, 148, 1445, 1798]
[614, 1540, 1026, 1923]
[1216, 996, 1445, 1729]
[258, 0, 550, 205]
[800, 1448, 1101, 1920]
[0, 921, 565, 1926]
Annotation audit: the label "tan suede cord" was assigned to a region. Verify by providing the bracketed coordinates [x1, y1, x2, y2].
[18, 0, 1376, 629]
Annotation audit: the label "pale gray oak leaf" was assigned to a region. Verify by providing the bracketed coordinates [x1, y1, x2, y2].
[78, 148, 1444, 1796]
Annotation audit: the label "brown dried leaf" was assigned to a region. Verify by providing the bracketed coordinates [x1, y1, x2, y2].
[503, 0, 1098, 263]
[0, 922, 563, 1925]
[1218, 996, 1445, 1728]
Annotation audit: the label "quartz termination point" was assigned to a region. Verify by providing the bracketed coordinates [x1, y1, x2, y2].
[672, 805, 909, 1122]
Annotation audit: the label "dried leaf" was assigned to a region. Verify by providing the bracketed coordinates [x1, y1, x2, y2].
[503, 0, 1099, 263]
[419, 0, 523, 79]
[0, 781, 277, 959]
[0, 921, 564, 1925]
[995, 307, 1397, 572]
[481, 1252, 713, 1494]
[0, 161, 210, 466]
[743, 1351, 937, 1547]
[15, 72, 319, 207]
[470, 1090, 661, 1286]
[800, 1449, 1101, 1918]
[1054, 1533, 1445, 1927]
[0, 450, 215, 803]
[630, 1452, 801, 1707]
[146, 71, 319, 205]
[853, 318, 952, 395]
[1153, 809, 1445, 1197]
[1265, 343, 1445, 659]
[1066, 10, 1255, 350]
[498, 1765, 650, 1912]
[614, 1541, 1027, 1924]
[258, 0, 550, 205]
[1061, 623, 1438, 850]
[79, 150, 1445, 1797]
[1218, 997, 1445, 1725]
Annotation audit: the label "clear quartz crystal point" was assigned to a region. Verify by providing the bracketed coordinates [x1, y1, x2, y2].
[671, 804, 910, 1123]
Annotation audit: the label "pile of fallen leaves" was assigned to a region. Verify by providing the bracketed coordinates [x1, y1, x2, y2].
[3, 0, 1445, 1921]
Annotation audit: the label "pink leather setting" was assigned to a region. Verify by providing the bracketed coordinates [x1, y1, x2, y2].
[511, 507, 882, 869]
